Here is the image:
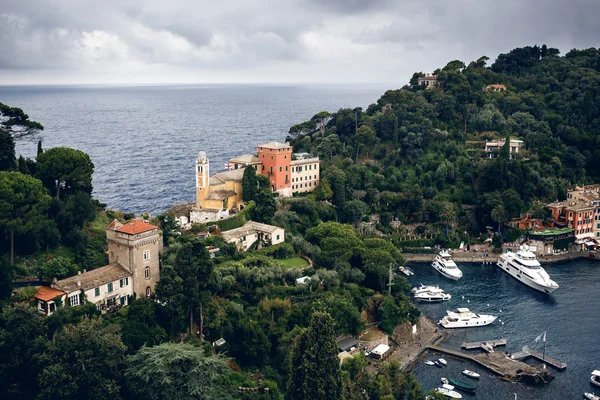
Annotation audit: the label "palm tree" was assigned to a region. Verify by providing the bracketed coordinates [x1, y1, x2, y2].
[439, 204, 457, 236]
[491, 204, 506, 235]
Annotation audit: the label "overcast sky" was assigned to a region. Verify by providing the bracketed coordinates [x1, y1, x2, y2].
[1, 0, 598, 85]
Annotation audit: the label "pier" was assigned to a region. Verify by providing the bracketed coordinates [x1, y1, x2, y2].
[510, 346, 567, 371]
[424, 345, 553, 384]
[461, 338, 507, 351]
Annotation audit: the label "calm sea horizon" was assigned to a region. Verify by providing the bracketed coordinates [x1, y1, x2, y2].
[1, 83, 392, 214]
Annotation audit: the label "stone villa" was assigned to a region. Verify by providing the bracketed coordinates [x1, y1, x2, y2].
[221, 220, 285, 251]
[35, 219, 161, 316]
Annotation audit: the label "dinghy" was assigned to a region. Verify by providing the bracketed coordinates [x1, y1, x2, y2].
[461, 370, 480, 379]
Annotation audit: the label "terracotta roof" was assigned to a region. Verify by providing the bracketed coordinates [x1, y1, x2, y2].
[54, 263, 132, 293]
[206, 189, 237, 200]
[34, 286, 66, 302]
[116, 220, 158, 235]
[257, 141, 292, 150]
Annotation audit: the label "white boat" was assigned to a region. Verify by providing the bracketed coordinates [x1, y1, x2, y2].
[425, 360, 435, 366]
[412, 284, 443, 295]
[496, 245, 559, 294]
[592, 370, 600, 388]
[414, 291, 451, 302]
[584, 393, 600, 400]
[438, 308, 497, 329]
[435, 387, 462, 399]
[438, 358, 447, 366]
[432, 251, 463, 280]
[442, 383, 455, 391]
[399, 266, 415, 276]
[462, 370, 480, 379]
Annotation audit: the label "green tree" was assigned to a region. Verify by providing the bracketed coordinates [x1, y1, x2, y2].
[314, 179, 333, 201]
[155, 265, 186, 336]
[121, 298, 168, 352]
[491, 204, 507, 234]
[438, 203, 457, 236]
[242, 165, 257, 202]
[354, 125, 379, 159]
[288, 312, 342, 400]
[36, 147, 94, 200]
[340, 199, 369, 226]
[0, 102, 44, 139]
[0, 171, 52, 264]
[125, 342, 230, 400]
[37, 318, 126, 400]
[254, 191, 276, 223]
[37, 257, 78, 282]
[0, 304, 48, 400]
[0, 131, 16, 171]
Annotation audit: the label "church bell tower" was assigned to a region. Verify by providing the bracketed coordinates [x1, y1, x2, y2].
[196, 151, 209, 206]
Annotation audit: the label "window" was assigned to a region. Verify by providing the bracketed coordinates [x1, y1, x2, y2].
[120, 277, 128, 287]
[279, 166, 282, 172]
[145, 267, 150, 280]
[304, 165, 308, 171]
[146, 287, 151, 298]
[276, 234, 280, 240]
[95, 287, 100, 297]
[286, 166, 288, 171]
[300, 184, 303, 188]
[242, 236, 246, 241]
[69, 294, 80, 307]
[120, 296, 127, 305]
[108, 282, 113, 293]
[314, 175, 317, 179]
[143, 250, 150, 262]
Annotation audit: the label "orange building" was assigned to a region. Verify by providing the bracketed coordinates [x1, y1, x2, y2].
[257, 142, 293, 196]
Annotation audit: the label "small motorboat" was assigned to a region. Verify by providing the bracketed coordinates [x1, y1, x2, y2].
[592, 370, 600, 388]
[399, 266, 414, 276]
[584, 393, 600, 400]
[448, 377, 477, 392]
[442, 383, 455, 391]
[438, 358, 448, 366]
[425, 361, 435, 366]
[433, 360, 443, 368]
[435, 387, 462, 399]
[461, 370, 480, 379]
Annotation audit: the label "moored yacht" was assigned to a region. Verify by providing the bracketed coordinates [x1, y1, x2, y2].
[432, 251, 463, 280]
[497, 245, 559, 294]
[438, 308, 497, 329]
[414, 291, 451, 302]
[412, 284, 444, 295]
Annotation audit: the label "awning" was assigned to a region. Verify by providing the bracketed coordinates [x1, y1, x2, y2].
[372, 344, 390, 355]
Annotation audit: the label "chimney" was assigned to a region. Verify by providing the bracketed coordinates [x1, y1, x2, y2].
[77, 281, 81, 287]
[83, 269, 86, 273]
[78, 271, 81, 275]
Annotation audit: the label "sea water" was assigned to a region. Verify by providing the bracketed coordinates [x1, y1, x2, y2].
[1, 84, 387, 214]
[408, 259, 600, 399]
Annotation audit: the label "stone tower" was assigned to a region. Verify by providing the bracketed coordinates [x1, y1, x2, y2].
[106, 219, 161, 299]
[196, 151, 209, 207]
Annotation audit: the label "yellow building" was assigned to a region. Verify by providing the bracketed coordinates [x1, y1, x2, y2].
[191, 152, 244, 222]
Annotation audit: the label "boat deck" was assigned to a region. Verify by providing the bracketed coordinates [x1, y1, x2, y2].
[510, 347, 567, 371]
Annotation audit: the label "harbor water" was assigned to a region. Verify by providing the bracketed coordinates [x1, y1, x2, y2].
[407, 259, 600, 399]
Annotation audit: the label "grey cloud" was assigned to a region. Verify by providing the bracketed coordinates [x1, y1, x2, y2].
[0, 0, 599, 84]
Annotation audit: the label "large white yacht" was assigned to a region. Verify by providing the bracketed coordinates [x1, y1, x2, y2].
[432, 250, 463, 280]
[414, 291, 451, 302]
[438, 308, 497, 329]
[496, 245, 559, 294]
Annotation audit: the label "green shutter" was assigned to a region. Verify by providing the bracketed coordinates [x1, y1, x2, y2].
[95, 287, 99, 297]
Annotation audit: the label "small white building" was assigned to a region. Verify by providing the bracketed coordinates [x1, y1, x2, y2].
[485, 139, 523, 159]
[371, 344, 390, 359]
[221, 221, 285, 251]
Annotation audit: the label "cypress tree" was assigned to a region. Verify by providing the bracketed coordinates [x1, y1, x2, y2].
[242, 165, 257, 202]
[0, 131, 16, 171]
[288, 312, 342, 400]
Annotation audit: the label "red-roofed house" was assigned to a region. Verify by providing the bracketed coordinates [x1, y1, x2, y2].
[35, 219, 162, 314]
[34, 286, 66, 316]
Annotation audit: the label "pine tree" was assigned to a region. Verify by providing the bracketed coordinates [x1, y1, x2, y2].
[242, 165, 257, 202]
[288, 312, 342, 400]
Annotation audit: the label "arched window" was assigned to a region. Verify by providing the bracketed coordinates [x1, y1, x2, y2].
[146, 287, 151, 298]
